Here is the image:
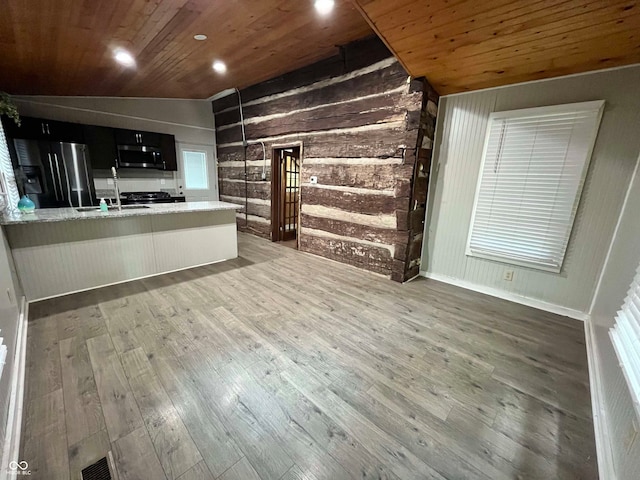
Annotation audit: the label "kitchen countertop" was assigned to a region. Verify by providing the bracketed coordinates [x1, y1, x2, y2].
[0, 201, 242, 225]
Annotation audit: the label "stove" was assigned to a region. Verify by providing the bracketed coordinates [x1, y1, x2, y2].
[121, 191, 185, 204]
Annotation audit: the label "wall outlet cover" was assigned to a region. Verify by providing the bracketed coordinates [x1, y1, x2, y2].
[504, 270, 514, 281]
[107, 178, 114, 185]
[310, 176, 318, 184]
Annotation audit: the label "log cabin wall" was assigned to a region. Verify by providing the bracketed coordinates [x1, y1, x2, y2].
[213, 37, 439, 281]
[399, 80, 439, 282]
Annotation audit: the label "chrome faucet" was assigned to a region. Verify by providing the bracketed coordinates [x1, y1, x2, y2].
[111, 167, 122, 211]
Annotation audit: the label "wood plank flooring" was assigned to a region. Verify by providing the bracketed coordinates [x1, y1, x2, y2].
[21, 233, 598, 479]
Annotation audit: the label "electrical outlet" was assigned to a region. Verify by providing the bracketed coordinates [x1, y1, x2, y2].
[107, 178, 114, 185]
[504, 270, 514, 282]
[309, 176, 318, 185]
[627, 418, 639, 454]
[160, 179, 166, 185]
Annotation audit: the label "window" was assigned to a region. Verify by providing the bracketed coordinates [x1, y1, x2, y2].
[467, 101, 604, 272]
[183, 150, 208, 190]
[610, 263, 640, 422]
[0, 122, 19, 212]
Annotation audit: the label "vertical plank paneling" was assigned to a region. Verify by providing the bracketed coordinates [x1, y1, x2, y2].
[6, 217, 156, 300]
[423, 66, 640, 313]
[5, 209, 239, 301]
[151, 211, 238, 272]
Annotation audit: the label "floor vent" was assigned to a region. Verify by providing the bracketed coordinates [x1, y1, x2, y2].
[81, 457, 111, 480]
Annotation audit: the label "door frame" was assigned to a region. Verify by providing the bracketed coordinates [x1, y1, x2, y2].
[270, 141, 303, 246]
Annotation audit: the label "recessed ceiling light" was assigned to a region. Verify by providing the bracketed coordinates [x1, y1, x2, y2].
[212, 60, 227, 74]
[194, 34, 207, 41]
[114, 49, 135, 67]
[314, 0, 335, 15]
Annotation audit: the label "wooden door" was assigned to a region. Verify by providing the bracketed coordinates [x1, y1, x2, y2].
[271, 147, 300, 242]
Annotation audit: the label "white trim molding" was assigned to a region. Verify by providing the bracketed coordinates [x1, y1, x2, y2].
[584, 318, 617, 480]
[420, 271, 589, 321]
[0, 297, 28, 480]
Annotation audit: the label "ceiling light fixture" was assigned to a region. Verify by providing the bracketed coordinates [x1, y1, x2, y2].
[194, 34, 208, 41]
[114, 49, 135, 67]
[212, 60, 227, 74]
[314, 0, 335, 15]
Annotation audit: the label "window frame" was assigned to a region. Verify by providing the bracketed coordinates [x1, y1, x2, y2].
[465, 100, 605, 273]
[182, 148, 210, 191]
[610, 263, 640, 423]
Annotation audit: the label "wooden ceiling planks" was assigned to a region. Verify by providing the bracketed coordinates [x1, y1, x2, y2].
[0, 0, 372, 99]
[352, 0, 640, 94]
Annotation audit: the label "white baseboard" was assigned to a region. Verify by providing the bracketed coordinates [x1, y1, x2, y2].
[420, 271, 589, 321]
[584, 319, 617, 480]
[0, 297, 28, 480]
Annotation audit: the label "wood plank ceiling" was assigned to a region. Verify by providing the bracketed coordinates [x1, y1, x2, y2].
[0, 0, 372, 99]
[352, 0, 640, 94]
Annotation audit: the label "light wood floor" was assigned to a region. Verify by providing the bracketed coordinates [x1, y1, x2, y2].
[21, 233, 597, 480]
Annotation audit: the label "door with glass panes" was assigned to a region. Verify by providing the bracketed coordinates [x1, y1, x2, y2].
[271, 146, 300, 242]
[179, 144, 218, 201]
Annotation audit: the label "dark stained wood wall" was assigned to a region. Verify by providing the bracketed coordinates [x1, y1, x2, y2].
[213, 37, 439, 281]
[398, 80, 439, 282]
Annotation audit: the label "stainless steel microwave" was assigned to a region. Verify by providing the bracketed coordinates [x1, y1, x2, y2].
[117, 144, 165, 170]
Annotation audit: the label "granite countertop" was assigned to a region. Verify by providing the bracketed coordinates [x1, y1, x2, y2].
[0, 201, 242, 226]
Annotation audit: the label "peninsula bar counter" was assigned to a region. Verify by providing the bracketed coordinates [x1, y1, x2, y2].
[0, 201, 242, 301]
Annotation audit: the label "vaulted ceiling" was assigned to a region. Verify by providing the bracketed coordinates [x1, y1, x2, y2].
[0, 0, 372, 99]
[353, 0, 640, 94]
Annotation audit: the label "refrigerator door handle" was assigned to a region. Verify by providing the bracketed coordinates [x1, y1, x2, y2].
[47, 153, 60, 200]
[53, 152, 64, 203]
[54, 153, 72, 207]
[81, 146, 94, 206]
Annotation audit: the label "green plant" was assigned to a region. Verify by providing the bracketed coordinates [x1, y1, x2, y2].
[0, 92, 20, 126]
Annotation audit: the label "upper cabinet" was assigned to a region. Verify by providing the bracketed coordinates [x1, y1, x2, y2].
[160, 134, 177, 171]
[114, 129, 162, 147]
[2, 115, 178, 172]
[83, 125, 117, 170]
[2, 116, 84, 143]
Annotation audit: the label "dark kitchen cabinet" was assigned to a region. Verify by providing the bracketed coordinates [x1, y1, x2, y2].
[46, 119, 84, 143]
[114, 128, 162, 147]
[2, 116, 83, 143]
[161, 134, 177, 171]
[3, 115, 178, 172]
[83, 125, 117, 170]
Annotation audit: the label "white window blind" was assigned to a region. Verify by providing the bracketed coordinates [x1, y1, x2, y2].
[183, 150, 208, 190]
[0, 121, 20, 213]
[610, 263, 640, 421]
[467, 101, 604, 272]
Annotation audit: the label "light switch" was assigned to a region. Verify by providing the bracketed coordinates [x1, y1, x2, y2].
[310, 176, 318, 184]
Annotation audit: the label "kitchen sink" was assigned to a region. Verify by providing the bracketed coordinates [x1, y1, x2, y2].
[76, 205, 151, 212]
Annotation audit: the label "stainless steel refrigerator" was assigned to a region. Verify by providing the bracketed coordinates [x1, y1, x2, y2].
[12, 139, 96, 209]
